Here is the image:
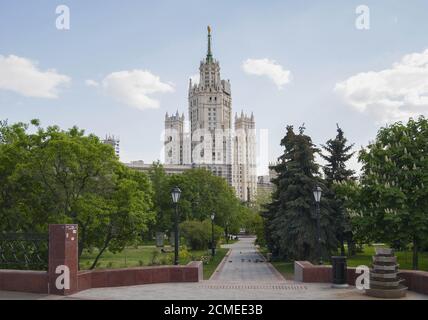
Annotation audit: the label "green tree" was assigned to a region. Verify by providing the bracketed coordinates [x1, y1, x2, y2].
[264, 125, 337, 262]
[0, 120, 155, 268]
[337, 116, 428, 269]
[167, 168, 243, 234]
[147, 161, 171, 233]
[180, 219, 223, 250]
[321, 125, 355, 256]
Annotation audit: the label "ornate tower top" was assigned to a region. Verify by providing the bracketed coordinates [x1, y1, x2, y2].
[206, 25, 213, 63]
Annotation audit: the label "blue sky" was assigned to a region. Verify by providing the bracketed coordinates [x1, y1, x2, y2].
[1, 0, 428, 173]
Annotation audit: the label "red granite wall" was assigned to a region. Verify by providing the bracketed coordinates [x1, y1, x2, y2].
[399, 270, 428, 295]
[76, 262, 202, 291]
[0, 270, 48, 294]
[0, 262, 203, 295]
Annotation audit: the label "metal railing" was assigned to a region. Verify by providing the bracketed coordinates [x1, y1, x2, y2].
[0, 232, 48, 270]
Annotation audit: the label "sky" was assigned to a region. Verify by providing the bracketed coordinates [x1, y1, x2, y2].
[1, 0, 428, 175]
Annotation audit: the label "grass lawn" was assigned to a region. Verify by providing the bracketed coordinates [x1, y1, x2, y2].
[201, 248, 228, 279]
[256, 246, 295, 280]
[80, 246, 228, 280]
[346, 245, 428, 271]
[270, 261, 294, 280]
[258, 245, 428, 279]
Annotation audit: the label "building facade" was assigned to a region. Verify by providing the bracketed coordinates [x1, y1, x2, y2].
[234, 112, 257, 202]
[102, 135, 120, 158]
[164, 27, 257, 202]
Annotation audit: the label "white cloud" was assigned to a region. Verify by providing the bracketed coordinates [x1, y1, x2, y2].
[242, 58, 292, 89]
[101, 70, 174, 110]
[85, 79, 99, 87]
[0, 55, 70, 98]
[335, 49, 428, 123]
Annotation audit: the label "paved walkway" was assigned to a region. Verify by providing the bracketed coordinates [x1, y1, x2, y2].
[1, 237, 427, 300]
[210, 237, 284, 281]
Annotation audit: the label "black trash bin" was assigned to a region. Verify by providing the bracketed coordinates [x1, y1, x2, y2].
[331, 256, 349, 288]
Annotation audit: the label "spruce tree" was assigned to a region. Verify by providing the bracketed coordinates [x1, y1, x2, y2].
[321, 125, 355, 256]
[264, 125, 337, 262]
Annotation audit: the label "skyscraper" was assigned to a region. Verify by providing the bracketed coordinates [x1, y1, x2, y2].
[164, 26, 257, 202]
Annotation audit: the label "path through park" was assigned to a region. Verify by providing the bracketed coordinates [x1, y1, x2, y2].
[210, 236, 284, 281]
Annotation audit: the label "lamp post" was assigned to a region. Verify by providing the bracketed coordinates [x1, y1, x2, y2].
[211, 212, 215, 257]
[225, 221, 229, 244]
[313, 185, 323, 265]
[171, 186, 182, 265]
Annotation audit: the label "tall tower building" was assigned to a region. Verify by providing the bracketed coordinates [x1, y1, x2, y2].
[188, 26, 233, 185]
[163, 26, 257, 202]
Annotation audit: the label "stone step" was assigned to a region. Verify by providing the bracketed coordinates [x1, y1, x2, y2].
[375, 248, 394, 255]
[372, 264, 399, 271]
[373, 256, 397, 263]
[370, 272, 398, 279]
[370, 279, 404, 287]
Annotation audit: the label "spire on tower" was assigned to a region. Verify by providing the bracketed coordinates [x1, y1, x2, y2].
[206, 25, 213, 63]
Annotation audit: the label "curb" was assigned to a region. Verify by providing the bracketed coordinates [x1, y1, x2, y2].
[209, 249, 232, 281]
[255, 247, 287, 281]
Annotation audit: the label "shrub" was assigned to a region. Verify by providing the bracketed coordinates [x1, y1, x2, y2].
[180, 220, 224, 250]
[150, 249, 161, 265]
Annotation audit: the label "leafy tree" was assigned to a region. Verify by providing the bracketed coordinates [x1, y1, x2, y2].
[264, 125, 337, 262]
[337, 116, 428, 269]
[0, 120, 155, 268]
[147, 161, 171, 233]
[321, 125, 356, 256]
[166, 168, 244, 234]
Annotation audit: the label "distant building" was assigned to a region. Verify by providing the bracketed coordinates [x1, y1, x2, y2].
[126, 161, 193, 175]
[102, 135, 120, 158]
[257, 165, 278, 196]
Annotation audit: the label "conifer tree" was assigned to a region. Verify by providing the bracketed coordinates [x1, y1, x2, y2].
[264, 125, 337, 262]
[321, 125, 355, 256]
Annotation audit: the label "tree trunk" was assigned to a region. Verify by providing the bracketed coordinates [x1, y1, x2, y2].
[77, 224, 88, 270]
[347, 237, 356, 257]
[90, 236, 112, 270]
[412, 237, 419, 270]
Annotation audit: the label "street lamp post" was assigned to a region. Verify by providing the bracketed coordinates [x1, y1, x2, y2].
[171, 186, 182, 265]
[313, 185, 323, 265]
[225, 221, 229, 244]
[211, 212, 215, 257]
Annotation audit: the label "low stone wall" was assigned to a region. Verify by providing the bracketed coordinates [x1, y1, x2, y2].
[399, 270, 428, 295]
[0, 261, 203, 295]
[77, 261, 203, 291]
[0, 270, 49, 294]
[294, 261, 428, 295]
